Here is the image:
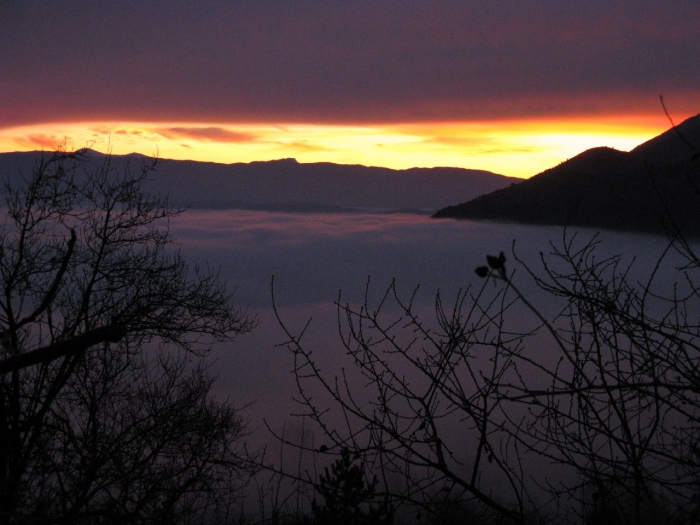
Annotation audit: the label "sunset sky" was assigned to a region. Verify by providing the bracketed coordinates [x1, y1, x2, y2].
[1, 1, 698, 178]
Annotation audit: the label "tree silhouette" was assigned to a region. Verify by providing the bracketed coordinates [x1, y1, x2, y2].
[271, 102, 700, 524]
[310, 448, 393, 525]
[275, 230, 700, 524]
[0, 150, 255, 523]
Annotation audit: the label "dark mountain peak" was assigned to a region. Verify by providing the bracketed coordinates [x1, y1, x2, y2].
[434, 114, 700, 235]
[550, 146, 631, 174]
[252, 157, 299, 165]
[631, 113, 700, 165]
[124, 152, 151, 159]
[568, 146, 628, 163]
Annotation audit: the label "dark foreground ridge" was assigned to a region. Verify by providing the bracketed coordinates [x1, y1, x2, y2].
[433, 114, 700, 236]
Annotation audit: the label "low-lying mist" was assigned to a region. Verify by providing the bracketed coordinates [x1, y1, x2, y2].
[168, 209, 676, 432]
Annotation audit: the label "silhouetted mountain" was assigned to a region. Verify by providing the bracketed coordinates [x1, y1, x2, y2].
[434, 114, 700, 235]
[0, 152, 517, 214]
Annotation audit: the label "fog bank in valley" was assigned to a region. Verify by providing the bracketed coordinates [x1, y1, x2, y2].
[168, 209, 678, 435]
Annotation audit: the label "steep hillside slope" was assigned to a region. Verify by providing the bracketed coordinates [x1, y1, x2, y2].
[434, 115, 700, 235]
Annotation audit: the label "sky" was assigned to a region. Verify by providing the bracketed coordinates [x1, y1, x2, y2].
[1, 1, 698, 178]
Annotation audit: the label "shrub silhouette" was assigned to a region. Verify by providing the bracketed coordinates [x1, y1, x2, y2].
[276, 229, 700, 524]
[272, 106, 700, 525]
[309, 449, 393, 525]
[0, 150, 255, 523]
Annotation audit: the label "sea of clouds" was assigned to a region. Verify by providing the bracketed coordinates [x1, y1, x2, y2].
[167, 210, 678, 434]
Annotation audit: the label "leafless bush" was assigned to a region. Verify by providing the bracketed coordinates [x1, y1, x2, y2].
[0, 150, 256, 523]
[274, 230, 700, 525]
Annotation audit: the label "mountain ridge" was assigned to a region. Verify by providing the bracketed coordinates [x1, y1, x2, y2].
[433, 115, 700, 235]
[0, 151, 518, 213]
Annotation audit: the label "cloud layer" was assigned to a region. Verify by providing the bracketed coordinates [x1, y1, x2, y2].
[167, 209, 679, 442]
[2, 1, 698, 127]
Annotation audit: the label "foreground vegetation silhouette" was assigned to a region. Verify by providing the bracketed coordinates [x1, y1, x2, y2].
[0, 150, 255, 524]
[306, 448, 393, 525]
[272, 131, 700, 524]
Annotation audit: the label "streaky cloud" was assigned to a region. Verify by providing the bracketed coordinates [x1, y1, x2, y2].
[159, 127, 258, 143]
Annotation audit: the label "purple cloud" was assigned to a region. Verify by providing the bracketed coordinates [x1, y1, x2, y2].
[160, 127, 257, 143]
[0, 1, 698, 127]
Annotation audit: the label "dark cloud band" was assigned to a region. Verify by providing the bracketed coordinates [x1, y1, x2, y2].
[1, 0, 698, 126]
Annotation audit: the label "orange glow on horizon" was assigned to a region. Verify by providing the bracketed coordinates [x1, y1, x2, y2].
[0, 115, 680, 178]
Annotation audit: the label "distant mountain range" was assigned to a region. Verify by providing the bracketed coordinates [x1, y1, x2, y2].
[434, 115, 700, 236]
[4, 116, 698, 234]
[0, 152, 517, 214]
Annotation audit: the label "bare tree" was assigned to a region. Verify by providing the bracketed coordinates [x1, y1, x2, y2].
[0, 150, 255, 523]
[274, 228, 700, 524]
